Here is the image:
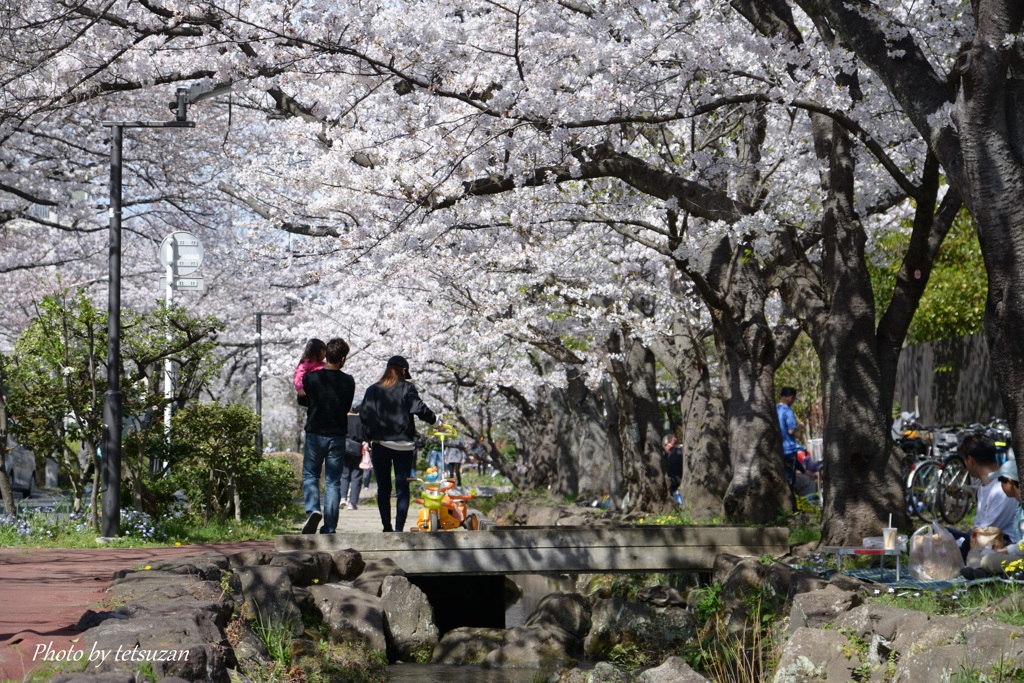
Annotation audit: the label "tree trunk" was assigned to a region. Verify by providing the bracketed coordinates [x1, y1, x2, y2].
[695, 238, 794, 523]
[232, 475, 242, 522]
[713, 324, 794, 523]
[651, 319, 730, 519]
[0, 461, 14, 516]
[605, 327, 670, 511]
[800, 122, 907, 542]
[0, 377, 16, 517]
[599, 378, 626, 509]
[563, 371, 619, 501]
[517, 391, 560, 491]
[548, 375, 581, 498]
[957, 3, 1024, 481]
[88, 461, 100, 533]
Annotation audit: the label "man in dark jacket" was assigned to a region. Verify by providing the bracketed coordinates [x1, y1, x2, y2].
[301, 337, 355, 534]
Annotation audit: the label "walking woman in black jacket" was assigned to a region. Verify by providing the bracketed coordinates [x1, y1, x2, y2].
[359, 356, 439, 532]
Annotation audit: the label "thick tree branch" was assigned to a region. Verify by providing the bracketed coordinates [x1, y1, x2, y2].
[216, 182, 342, 237]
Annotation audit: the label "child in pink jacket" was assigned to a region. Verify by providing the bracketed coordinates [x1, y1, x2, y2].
[294, 338, 327, 397]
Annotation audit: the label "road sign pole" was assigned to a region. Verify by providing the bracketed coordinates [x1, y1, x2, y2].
[157, 231, 204, 457]
[163, 242, 174, 445]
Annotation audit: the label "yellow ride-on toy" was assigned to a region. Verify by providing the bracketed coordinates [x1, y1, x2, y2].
[408, 467, 481, 532]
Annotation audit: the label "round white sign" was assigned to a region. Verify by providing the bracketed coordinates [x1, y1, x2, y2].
[159, 231, 204, 276]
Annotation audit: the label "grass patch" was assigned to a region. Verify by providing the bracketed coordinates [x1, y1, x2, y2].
[240, 625, 388, 683]
[0, 500, 299, 548]
[158, 512, 297, 545]
[789, 521, 821, 546]
[636, 508, 728, 526]
[867, 581, 1024, 627]
[685, 582, 783, 681]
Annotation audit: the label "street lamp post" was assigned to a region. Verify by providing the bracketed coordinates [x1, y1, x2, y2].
[100, 119, 192, 539]
[255, 309, 290, 454]
[99, 81, 231, 539]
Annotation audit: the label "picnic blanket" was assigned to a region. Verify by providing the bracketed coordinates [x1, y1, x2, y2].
[841, 567, 1008, 590]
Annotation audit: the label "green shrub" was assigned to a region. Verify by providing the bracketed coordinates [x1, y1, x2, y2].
[240, 455, 300, 518]
[167, 402, 261, 522]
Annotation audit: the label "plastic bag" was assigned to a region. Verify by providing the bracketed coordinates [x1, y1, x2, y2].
[358, 442, 373, 471]
[908, 522, 964, 580]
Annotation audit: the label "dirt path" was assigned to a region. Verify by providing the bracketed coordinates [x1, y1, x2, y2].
[0, 541, 273, 681]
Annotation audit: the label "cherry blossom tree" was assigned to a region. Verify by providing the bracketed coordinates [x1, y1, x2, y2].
[765, 0, 1024, 510]
[2, 0, 1008, 538]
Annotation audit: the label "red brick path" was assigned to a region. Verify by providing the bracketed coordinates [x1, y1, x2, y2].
[0, 541, 273, 681]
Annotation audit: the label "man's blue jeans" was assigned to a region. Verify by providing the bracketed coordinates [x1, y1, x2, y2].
[303, 433, 345, 533]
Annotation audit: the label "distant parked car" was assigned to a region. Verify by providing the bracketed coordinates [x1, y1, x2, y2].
[4, 436, 36, 498]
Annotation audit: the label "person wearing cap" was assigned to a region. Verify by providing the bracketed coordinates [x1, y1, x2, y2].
[967, 459, 1024, 579]
[359, 355, 439, 532]
[996, 459, 1023, 545]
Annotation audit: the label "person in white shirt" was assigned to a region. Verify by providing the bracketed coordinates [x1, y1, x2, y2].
[949, 434, 1018, 560]
[967, 459, 1024, 578]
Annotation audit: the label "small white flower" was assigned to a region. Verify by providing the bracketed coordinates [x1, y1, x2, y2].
[873, 589, 881, 595]
[887, 587, 895, 593]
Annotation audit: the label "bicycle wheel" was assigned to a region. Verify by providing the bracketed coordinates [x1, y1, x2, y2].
[906, 458, 942, 522]
[938, 454, 974, 524]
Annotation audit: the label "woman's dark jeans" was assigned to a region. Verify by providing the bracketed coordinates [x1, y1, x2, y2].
[371, 443, 415, 532]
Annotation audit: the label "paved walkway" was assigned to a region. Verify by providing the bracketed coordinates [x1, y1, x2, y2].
[0, 541, 274, 681]
[0, 494, 390, 682]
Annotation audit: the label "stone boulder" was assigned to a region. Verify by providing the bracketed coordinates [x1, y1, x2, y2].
[226, 549, 272, 569]
[225, 618, 270, 671]
[636, 656, 712, 683]
[105, 574, 234, 625]
[352, 557, 406, 596]
[430, 627, 505, 665]
[720, 558, 769, 613]
[330, 548, 365, 580]
[379, 575, 439, 660]
[712, 553, 747, 586]
[829, 604, 1024, 682]
[309, 583, 387, 652]
[557, 661, 631, 682]
[833, 603, 963, 655]
[773, 626, 862, 682]
[891, 620, 1024, 682]
[524, 592, 592, 640]
[268, 550, 336, 586]
[233, 565, 304, 636]
[787, 587, 862, 634]
[584, 597, 696, 659]
[483, 622, 581, 669]
[110, 552, 229, 582]
[80, 607, 235, 683]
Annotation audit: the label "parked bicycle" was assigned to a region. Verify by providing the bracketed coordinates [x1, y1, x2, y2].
[895, 417, 943, 522]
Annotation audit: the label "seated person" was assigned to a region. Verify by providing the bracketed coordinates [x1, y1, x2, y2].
[970, 459, 1024, 578]
[949, 435, 1018, 561]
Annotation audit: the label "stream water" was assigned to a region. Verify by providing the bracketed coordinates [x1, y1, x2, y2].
[388, 574, 579, 682]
